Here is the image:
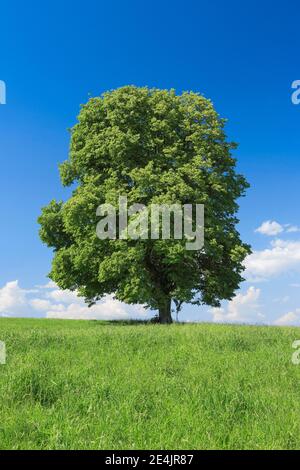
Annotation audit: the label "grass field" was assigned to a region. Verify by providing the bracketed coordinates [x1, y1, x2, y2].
[0, 318, 300, 450]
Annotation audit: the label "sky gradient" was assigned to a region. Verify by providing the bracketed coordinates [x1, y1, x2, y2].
[1, 0, 300, 324]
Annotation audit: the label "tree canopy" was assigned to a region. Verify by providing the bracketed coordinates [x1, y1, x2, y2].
[38, 86, 251, 323]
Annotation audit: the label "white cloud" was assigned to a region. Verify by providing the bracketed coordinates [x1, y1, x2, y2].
[0, 280, 34, 316]
[30, 298, 65, 312]
[0, 280, 149, 321]
[286, 225, 300, 233]
[255, 220, 300, 236]
[46, 296, 146, 320]
[46, 288, 82, 304]
[35, 280, 57, 289]
[255, 220, 283, 236]
[245, 239, 300, 281]
[210, 286, 264, 324]
[274, 309, 300, 326]
[30, 298, 53, 311]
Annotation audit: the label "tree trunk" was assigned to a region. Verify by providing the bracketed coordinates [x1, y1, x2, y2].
[158, 299, 172, 324]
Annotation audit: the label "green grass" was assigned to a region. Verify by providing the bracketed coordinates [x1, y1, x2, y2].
[1, 318, 300, 449]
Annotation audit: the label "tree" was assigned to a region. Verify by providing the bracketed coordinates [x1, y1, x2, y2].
[38, 86, 251, 324]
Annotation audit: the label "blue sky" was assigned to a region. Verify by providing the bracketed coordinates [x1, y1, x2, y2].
[0, 0, 300, 324]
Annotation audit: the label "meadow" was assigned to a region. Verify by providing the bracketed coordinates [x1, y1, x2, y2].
[0, 318, 300, 450]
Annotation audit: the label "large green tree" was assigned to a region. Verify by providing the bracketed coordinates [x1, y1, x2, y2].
[38, 86, 250, 323]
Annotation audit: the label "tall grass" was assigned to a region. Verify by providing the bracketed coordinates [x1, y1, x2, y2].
[0, 318, 300, 449]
